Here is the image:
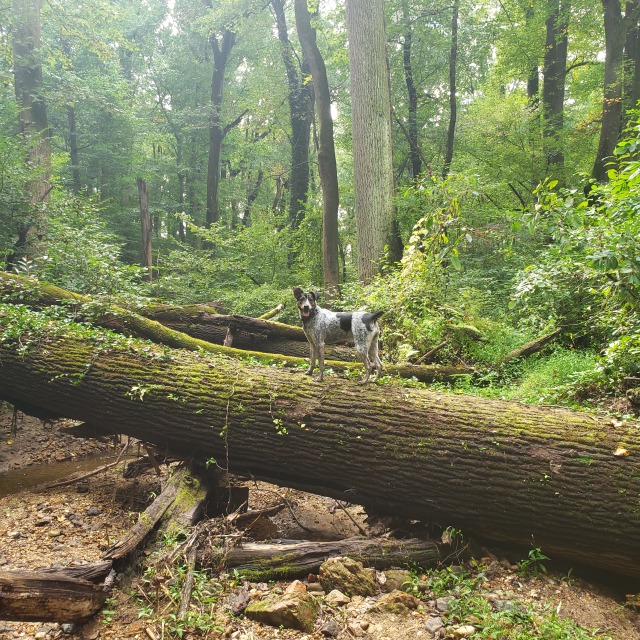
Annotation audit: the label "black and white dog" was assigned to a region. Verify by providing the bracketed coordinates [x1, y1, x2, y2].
[293, 287, 383, 384]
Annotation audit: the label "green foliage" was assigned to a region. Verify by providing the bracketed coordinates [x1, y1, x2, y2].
[516, 547, 549, 577]
[38, 193, 148, 297]
[415, 561, 611, 640]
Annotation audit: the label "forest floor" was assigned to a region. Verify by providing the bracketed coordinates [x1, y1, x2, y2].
[1, 406, 640, 640]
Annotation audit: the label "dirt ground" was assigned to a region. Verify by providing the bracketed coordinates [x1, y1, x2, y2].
[1, 405, 640, 640]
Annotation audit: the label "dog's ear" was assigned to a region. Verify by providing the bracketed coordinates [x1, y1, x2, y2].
[293, 287, 303, 300]
[312, 291, 319, 301]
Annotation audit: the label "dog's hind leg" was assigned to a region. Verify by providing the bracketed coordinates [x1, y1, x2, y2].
[356, 346, 372, 384]
[369, 340, 382, 382]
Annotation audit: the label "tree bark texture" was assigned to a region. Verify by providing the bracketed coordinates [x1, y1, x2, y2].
[207, 29, 236, 228]
[294, 0, 340, 298]
[11, 0, 50, 261]
[222, 537, 442, 579]
[593, 0, 624, 182]
[542, 0, 569, 176]
[346, 0, 397, 282]
[137, 177, 153, 280]
[0, 272, 470, 384]
[401, 6, 421, 180]
[442, 0, 459, 179]
[0, 571, 107, 622]
[2, 325, 640, 577]
[272, 0, 312, 231]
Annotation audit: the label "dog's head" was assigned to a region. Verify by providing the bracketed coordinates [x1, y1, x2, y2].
[293, 287, 318, 321]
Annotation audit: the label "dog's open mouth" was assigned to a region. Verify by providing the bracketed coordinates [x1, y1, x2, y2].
[300, 308, 312, 318]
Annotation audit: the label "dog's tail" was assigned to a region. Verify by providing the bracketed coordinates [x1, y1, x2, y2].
[363, 310, 384, 330]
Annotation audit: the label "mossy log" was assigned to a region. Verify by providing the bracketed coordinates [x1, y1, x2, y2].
[501, 328, 564, 363]
[0, 272, 468, 383]
[1, 324, 640, 577]
[222, 537, 442, 580]
[103, 466, 205, 561]
[0, 570, 108, 622]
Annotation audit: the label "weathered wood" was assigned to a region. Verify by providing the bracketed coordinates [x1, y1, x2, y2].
[222, 537, 442, 579]
[258, 303, 284, 320]
[501, 328, 563, 363]
[103, 467, 188, 560]
[0, 571, 107, 622]
[0, 271, 469, 383]
[0, 323, 640, 577]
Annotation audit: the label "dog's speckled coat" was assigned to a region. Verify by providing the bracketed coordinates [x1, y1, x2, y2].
[293, 287, 383, 383]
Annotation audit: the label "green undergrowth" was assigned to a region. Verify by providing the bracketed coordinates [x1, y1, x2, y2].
[430, 347, 602, 409]
[407, 559, 614, 640]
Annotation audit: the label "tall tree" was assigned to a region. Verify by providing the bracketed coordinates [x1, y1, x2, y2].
[345, 0, 399, 282]
[401, 2, 422, 180]
[442, 0, 459, 178]
[542, 0, 569, 177]
[294, 0, 339, 297]
[592, 0, 624, 182]
[137, 177, 153, 280]
[206, 28, 236, 228]
[11, 0, 50, 261]
[272, 0, 312, 231]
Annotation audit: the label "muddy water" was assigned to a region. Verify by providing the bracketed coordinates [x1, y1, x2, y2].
[0, 452, 124, 499]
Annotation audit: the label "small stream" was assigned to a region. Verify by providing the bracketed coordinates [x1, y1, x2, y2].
[0, 451, 124, 499]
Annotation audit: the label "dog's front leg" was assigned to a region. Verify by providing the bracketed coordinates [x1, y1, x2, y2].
[306, 342, 317, 376]
[316, 341, 326, 381]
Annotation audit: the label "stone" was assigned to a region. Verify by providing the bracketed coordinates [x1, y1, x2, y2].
[491, 600, 526, 615]
[325, 589, 351, 606]
[245, 591, 319, 632]
[226, 588, 251, 616]
[285, 580, 307, 594]
[61, 623, 77, 634]
[435, 595, 455, 612]
[452, 624, 476, 638]
[319, 557, 376, 597]
[320, 617, 341, 637]
[86, 506, 101, 517]
[368, 590, 421, 615]
[425, 616, 444, 635]
[307, 582, 324, 593]
[378, 569, 413, 593]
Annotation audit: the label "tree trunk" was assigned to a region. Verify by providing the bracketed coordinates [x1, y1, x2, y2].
[401, 4, 421, 180]
[137, 177, 153, 281]
[623, 0, 640, 120]
[67, 105, 82, 194]
[11, 0, 50, 261]
[345, 0, 397, 282]
[223, 537, 442, 580]
[272, 0, 312, 231]
[294, 0, 340, 299]
[2, 323, 640, 578]
[592, 0, 625, 182]
[542, 0, 569, 178]
[207, 29, 236, 229]
[442, 0, 459, 179]
[0, 571, 108, 622]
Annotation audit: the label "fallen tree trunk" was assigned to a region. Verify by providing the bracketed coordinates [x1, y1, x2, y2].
[222, 537, 442, 580]
[103, 466, 206, 561]
[1, 324, 640, 577]
[501, 328, 564, 364]
[0, 570, 109, 622]
[0, 272, 467, 383]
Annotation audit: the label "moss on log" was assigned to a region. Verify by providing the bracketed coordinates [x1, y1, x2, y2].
[1, 317, 640, 578]
[0, 272, 469, 383]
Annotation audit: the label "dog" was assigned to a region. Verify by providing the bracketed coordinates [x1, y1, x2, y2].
[293, 287, 383, 384]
